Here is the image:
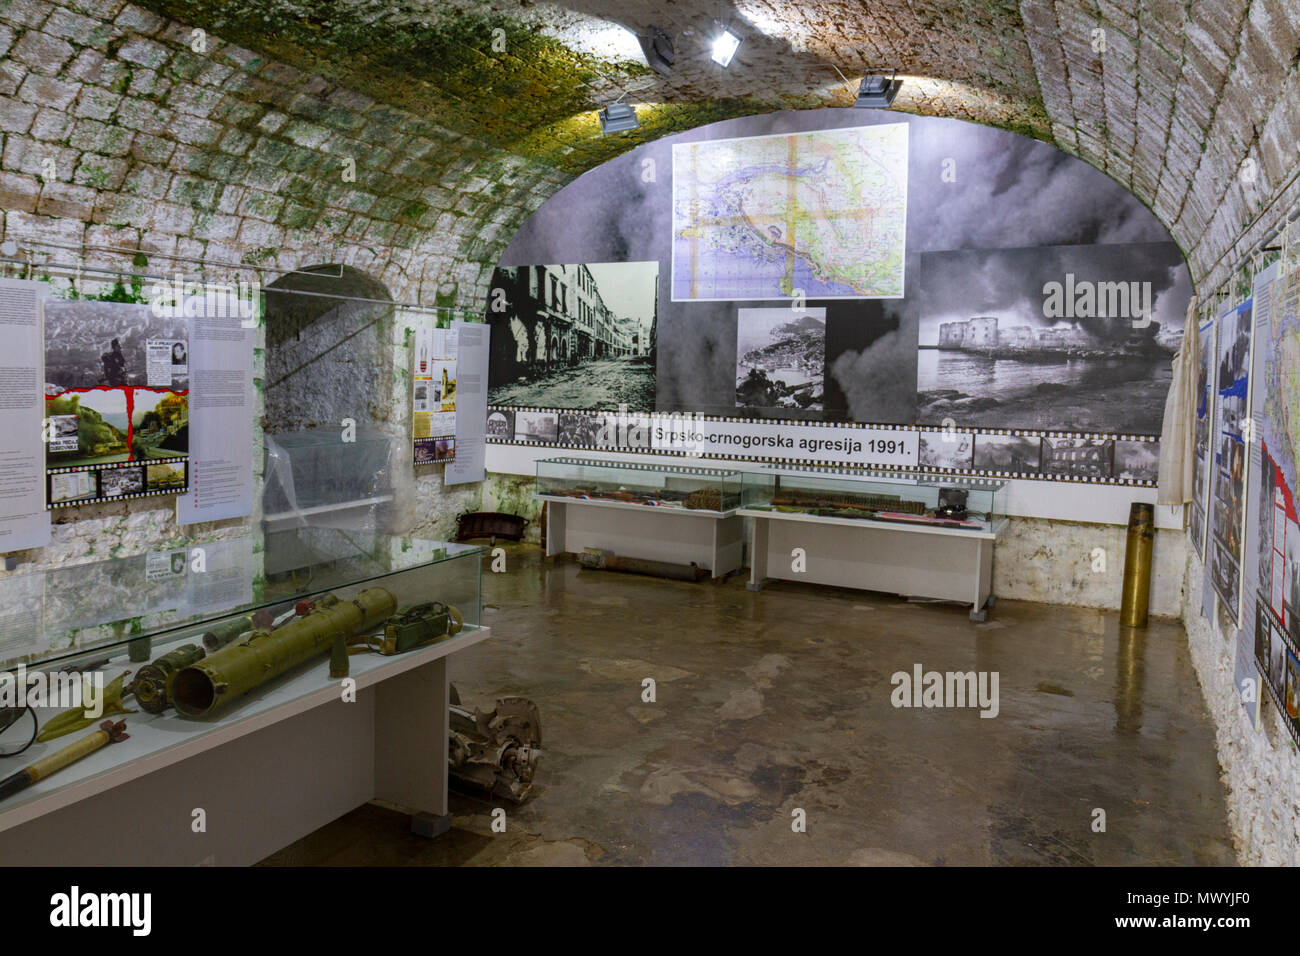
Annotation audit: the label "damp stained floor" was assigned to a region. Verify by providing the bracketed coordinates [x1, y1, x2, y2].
[259, 544, 1236, 866]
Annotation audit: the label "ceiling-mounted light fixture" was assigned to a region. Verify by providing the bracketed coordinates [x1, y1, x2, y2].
[711, 24, 741, 66]
[640, 28, 676, 76]
[598, 101, 640, 135]
[855, 68, 902, 108]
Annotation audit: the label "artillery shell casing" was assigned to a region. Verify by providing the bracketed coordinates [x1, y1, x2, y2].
[172, 588, 397, 717]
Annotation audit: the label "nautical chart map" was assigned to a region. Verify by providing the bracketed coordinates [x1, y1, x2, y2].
[671, 123, 908, 301]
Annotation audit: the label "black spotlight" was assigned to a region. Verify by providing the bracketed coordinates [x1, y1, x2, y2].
[855, 68, 902, 108]
[640, 28, 675, 76]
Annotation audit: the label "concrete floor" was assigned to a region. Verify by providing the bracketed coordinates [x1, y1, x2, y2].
[261, 544, 1237, 866]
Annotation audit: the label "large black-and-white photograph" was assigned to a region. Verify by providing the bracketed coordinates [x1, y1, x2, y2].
[514, 410, 559, 443]
[559, 411, 602, 445]
[487, 261, 658, 410]
[499, 109, 1179, 430]
[45, 300, 188, 390]
[100, 466, 144, 497]
[918, 431, 973, 470]
[1114, 440, 1160, 482]
[1040, 436, 1115, 478]
[973, 434, 1043, 474]
[1270, 617, 1288, 701]
[735, 307, 825, 413]
[486, 409, 514, 439]
[916, 242, 1191, 434]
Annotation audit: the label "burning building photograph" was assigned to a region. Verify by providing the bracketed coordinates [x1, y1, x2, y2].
[486, 260, 658, 410]
[916, 242, 1190, 433]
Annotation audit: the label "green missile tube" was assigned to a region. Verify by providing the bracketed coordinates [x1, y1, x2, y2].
[171, 588, 397, 717]
[131, 643, 206, 714]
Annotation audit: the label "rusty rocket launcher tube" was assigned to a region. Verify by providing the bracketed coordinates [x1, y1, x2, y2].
[171, 587, 397, 717]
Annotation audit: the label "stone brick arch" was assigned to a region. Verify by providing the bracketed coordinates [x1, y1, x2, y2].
[263, 263, 395, 435]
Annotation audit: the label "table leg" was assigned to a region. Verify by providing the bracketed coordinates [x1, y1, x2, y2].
[747, 517, 769, 591]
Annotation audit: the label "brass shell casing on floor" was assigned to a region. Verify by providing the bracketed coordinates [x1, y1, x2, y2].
[1120, 502, 1155, 628]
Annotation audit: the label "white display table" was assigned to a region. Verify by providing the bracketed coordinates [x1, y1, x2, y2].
[541, 495, 744, 579]
[0, 624, 491, 866]
[742, 508, 1005, 621]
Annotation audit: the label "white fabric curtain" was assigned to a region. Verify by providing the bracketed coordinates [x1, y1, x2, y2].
[1157, 296, 1199, 505]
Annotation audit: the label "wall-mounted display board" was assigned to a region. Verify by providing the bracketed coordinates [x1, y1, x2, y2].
[43, 300, 189, 508]
[413, 324, 457, 463]
[0, 278, 51, 551]
[1190, 313, 1218, 559]
[670, 123, 908, 301]
[1251, 261, 1300, 741]
[488, 405, 1161, 486]
[1208, 296, 1254, 625]
[485, 111, 1189, 487]
[446, 321, 489, 486]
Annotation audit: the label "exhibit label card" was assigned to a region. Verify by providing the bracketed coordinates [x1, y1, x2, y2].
[447, 321, 489, 485]
[177, 304, 255, 525]
[0, 278, 51, 552]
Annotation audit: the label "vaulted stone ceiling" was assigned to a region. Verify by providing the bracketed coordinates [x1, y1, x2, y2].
[129, 0, 1299, 291]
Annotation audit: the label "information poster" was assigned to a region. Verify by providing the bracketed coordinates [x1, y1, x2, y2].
[1234, 263, 1279, 729]
[1252, 260, 1300, 740]
[0, 278, 51, 551]
[43, 300, 190, 507]
[177, 304, 255, 525]
[413, 323, 457, 463]
[447, 321, 488, 485]
[1190, 313, 1217, 559]
[1208, 296, 1254, 626]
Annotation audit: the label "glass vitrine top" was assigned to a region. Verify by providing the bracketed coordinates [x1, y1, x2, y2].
[536, 457, 745, 514]
[740, 464, 1006, 533]
[537, 456, 745, 480]
[0, 530, 483, 672]
[753, 464, 1006, 490]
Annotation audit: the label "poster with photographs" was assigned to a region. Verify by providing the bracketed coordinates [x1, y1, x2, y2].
[486, 261, 658, 409]
[43, 300, 190, 507]
[1190, 315, 1217, 558]
[916, 243, 1190, 434]
[1249, 263, 1300, 741]
[412, 323, 456, 461]
[918, 431, 974, 471]
[1208, 298, 1254, 626]
[735, 307, 826, 414]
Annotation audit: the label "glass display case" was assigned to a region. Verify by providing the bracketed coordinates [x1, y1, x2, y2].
[536, 457, 744, 514]
[263, 428, 396, 530]
[0, 530, 482, 701]
[741, 465, 1007, 534]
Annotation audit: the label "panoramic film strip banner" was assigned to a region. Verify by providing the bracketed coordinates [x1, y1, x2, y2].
[487, 407, 1160, 487]
[46, 456, 189, 510]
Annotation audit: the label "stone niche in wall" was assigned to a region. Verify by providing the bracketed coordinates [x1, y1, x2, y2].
[261, 264, 405, 547]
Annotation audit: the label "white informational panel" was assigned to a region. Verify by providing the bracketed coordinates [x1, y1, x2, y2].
[0, 278, 51, 552]
[1190, 313, 1216, 560]
[177, 305, 256, 525]
[1208, 295, 1254, 627]
[446, 321, 488, 486]
[413, 324, 457, 464]
[1234, 262, 1278, 730]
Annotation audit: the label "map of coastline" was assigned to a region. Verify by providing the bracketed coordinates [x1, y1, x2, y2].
[1263, 266, 1300, 497]
[671, 123, 908, 301]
